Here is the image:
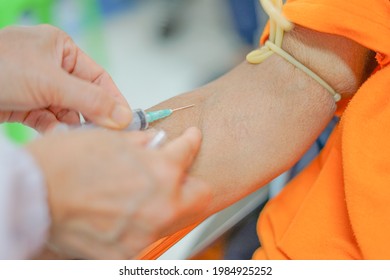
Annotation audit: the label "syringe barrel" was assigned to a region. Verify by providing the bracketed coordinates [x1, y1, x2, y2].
[79, 108, 148, 131]
[125, 108, 149, 131]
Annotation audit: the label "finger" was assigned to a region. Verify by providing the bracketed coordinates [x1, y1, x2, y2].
[0, 111, 23, 123]
[117, 230, 155, 259]
[0, 111, 11, 124]
[48, 106, 80, 125]
[0, 110, 59, 133]
[22, 109, 61, 133]
[158, 176, 211, 237]
[61, 37, 129, 106]
[123, 130, 159, 146]
[51, 233, 122, 260]
[57, 110, 80, 125]
[51, 71, 132, 129]
[160, 127, 202, 169]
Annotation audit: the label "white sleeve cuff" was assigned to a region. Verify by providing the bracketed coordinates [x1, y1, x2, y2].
[0, 141, 50, 259]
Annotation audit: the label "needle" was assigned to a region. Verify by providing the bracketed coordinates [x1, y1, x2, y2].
[143, 104, 196, 123]
[171, 104, 195, 112]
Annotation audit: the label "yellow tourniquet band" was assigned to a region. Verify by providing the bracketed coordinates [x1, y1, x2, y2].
[246, 0, 341, 102]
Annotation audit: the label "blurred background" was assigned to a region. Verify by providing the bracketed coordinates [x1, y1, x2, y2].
[0, 0, 271, 260]
[0, 0, 267, 144]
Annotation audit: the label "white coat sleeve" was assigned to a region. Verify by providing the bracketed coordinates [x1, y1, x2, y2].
[0, 139, 50, 259]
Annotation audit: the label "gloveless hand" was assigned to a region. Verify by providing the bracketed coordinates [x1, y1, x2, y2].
[27, 127, 210, 259]
[0, 25, 132, 132]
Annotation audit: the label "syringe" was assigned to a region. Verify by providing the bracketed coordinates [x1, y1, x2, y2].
[81, 104, 195, 131]
[126, 104, 195, 131]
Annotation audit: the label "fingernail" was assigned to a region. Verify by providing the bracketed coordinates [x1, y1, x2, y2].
[111, 105, 132, 128]
[147, 130, 167, 149]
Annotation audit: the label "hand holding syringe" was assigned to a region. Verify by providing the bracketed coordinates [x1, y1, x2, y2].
[85, 104, 195, 131]
[55, 104, 195, 147]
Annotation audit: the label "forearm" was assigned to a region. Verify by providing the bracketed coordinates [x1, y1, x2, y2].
[150, 56, 334, 215]
[149, 26, 372, 220]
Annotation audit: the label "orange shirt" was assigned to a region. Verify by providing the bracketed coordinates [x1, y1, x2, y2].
[254, 0, 390, 259]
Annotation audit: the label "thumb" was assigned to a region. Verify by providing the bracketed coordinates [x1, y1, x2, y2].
[51, 71, 132, 129]
[161, 127, 202, 169]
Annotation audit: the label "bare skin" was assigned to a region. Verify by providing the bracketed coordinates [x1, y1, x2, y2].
[27, 127, 211, 259]
[147, 25, 375, 230]
[0, 25, 132, 131]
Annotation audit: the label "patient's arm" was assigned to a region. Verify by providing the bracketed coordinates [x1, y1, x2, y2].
[149, 26, 374, 227]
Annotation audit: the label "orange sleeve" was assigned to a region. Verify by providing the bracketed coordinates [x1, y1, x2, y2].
[341, 65, 390, 259]
[261, 0, 390, 67]
[253, 61, 390, 260]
